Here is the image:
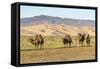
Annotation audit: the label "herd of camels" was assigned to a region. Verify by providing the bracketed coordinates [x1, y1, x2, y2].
[29, 33, 91, 50]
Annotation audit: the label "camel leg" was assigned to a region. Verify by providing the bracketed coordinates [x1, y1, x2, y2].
[37, 44, 40, 50]
[88, 41, 90, 46]
[36, 45, 38, 50]
[79, 42, 81, 46]
[64, 44, 67, 48]
[35, 44, 39, 50]
[67, 43, 70, 48]
[81, 41, 84, 47]
[69, 43, 71, 48]
[35, 45, 37, 50]
[40, 44, 42, 50]
[66, 44, 68, 48]
[38, 45, 40, 50]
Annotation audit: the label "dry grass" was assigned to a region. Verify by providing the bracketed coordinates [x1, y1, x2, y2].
[20, 46, 95, 64]
[20, 36, 95, 64]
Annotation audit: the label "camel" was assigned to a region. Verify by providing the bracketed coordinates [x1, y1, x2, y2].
[63, 34, 73, 47]
[76, 33, 91, 46]
[29, 34, 44, 50]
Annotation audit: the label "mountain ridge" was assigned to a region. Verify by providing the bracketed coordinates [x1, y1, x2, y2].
[21, 15, 95, 27]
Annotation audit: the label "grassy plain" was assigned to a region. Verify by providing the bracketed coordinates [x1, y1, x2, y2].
[20, 36, 95, 64]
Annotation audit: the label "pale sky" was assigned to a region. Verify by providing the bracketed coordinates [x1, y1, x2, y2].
[20, 5, 95, 20]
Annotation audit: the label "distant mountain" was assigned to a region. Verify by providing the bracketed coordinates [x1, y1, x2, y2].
[21, 15, 95, 27]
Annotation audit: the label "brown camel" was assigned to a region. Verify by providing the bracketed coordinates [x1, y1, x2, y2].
[86, 34, 91, 46]
[63, 34, 73, 47]
[29, 34, 44, 50]
[76, 33, 91, 46]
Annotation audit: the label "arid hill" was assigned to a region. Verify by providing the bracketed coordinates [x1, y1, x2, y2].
[21, 24, 95, 36]
[21, 15, 95, 36]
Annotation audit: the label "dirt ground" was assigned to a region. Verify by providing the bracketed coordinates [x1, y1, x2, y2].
[20, 46, 95, 64]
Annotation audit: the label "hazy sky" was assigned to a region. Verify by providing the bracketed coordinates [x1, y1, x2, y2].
[20, 5, 95, 20]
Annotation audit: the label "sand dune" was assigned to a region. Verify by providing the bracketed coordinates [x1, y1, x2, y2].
[21, 23, 95, 36]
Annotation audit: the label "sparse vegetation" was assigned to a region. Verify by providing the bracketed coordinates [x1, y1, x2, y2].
[20, 36, 95, 64]
[20, 36, 95, 50]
